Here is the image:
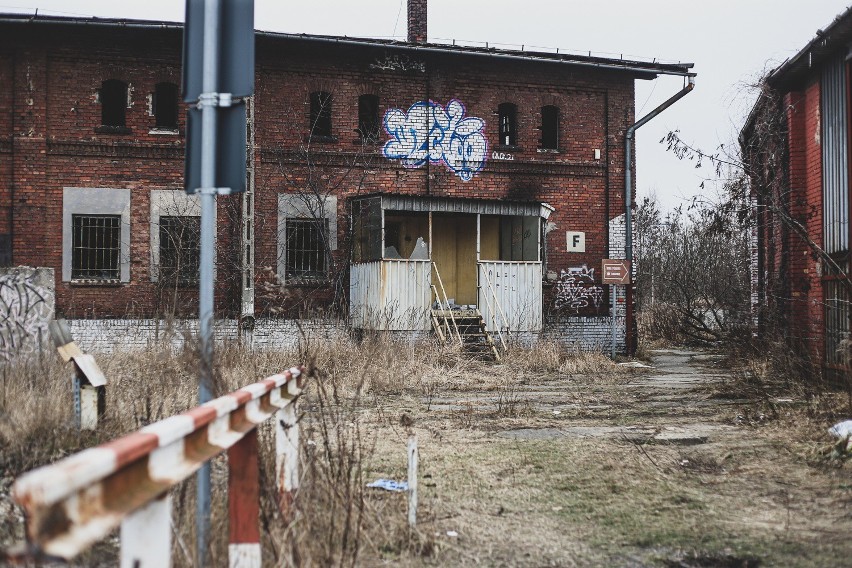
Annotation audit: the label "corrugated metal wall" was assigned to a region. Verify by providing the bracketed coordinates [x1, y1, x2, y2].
[349, 260, 431, 330]
[478, 261, 543, 332]
[821, 55, 849, 254]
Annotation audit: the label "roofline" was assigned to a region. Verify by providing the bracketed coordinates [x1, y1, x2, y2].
[0, 12, 695, 79]
[768, 6, 852, 87]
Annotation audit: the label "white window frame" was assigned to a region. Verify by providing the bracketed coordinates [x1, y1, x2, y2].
[63, 187, 131, 283]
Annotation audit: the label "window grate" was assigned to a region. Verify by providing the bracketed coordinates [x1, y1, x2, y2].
[285, 218, 327, 279]
[159, 216, 201, 283]
[71, 214, 121, 280]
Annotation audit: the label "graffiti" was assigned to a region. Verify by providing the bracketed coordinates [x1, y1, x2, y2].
[0, 268, 55, 360]
[491, 151, 514, 161]
[383, 99, 487, 181]
[369, 55, 426, 73]
[553, 265, 604, 313]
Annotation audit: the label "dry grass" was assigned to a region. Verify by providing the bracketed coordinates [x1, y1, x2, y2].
[3, 335, 849, 566]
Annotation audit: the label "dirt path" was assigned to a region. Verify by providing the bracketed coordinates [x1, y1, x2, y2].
[363, 349, 852, 567]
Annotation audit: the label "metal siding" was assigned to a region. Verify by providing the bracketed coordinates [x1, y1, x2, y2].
[822, 55, 849, 254]
[349, 260, 431, 330]
[377, 195, 544, 218]
[478, 261, 543, 332]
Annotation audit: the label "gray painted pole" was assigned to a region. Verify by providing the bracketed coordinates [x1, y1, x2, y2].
[611, 284, 616, 359]
[197, 0, 220, 563]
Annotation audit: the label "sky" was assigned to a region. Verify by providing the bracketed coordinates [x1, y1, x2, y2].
[2, 0, 849, 210]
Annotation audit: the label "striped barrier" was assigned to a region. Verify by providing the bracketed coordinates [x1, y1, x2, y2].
[8, 366, 305, 567]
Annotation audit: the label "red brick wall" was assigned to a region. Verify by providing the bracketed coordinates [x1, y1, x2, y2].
[2, 21, 636, 318]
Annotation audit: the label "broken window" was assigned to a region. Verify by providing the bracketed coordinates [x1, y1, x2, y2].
[499, 216, 540, 261]
[154, 82, 179, 129]
[285, 218, 327, 279]
[358, 94, 381, 143]
[540, 105, 559, 150]
[71, 214, 121, 280]
[498, 102, 517, 147]
[309, 91, 333, 139]
[352, 197, 383, 262]
[100, 79, 128, 129]
[159, 216, 200, 284]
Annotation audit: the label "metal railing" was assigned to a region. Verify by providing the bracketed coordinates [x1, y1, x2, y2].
[430, 262, 463, 346]
[7, 367, 304, 567]
[480, 269, 511, 353]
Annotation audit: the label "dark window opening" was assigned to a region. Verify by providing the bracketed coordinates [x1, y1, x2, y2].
[285, 218, 327, 279]
[309, 91, 333, 138]
[0, 234, 10, 267]
[72, 214, 121, 280]
[154, 82, 179, 129]
[159, 216, 201, 283]
[358, 94, 380, 143]
[540, 105, 559, 150]
[498, 102, 517, 147]
[100, 79, 127, 129]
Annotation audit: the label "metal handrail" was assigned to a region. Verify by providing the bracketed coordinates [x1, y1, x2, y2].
[431, 263, 463, 347]
[8, 367, 305, 566]
[480, 269, 510, 352]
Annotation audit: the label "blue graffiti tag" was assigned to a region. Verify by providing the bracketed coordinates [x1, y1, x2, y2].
[383, 99, 487, 181]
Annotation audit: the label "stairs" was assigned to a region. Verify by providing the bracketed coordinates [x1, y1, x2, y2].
[431, 308, 501, 360]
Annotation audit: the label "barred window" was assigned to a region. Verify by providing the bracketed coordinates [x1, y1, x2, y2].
[159, 216, 200, 283]
[71, 214, 121, 280]
[285, 218, 327, 279]
[498, 102, 517, 146]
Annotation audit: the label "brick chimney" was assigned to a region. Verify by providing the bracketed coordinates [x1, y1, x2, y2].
[407, 0, 427, 44]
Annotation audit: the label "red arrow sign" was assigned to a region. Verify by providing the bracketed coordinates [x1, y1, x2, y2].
[602, 260, 631, 285]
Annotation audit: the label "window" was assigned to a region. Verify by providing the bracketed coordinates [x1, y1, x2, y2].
[71, 215, 121, 280]
[100, 79, 128, 130]
[63, 187, 131, 283]
[309, 91, 333, 138]
[284, 219, 327, 279]
[357, 94, 380, 143]
[153, 82, 179, 130]
[498, 102, 517, 147]
[149, 190, 203, 283]
[278, 194, 338, 281]
[540, 105, 559, 150]
[159, 216, 200, 283]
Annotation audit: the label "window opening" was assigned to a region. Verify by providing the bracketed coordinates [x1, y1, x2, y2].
[358, 94, 380, 143]
[100, 79, 127, 128]
[309, 91, 333, 138]
[498, 102, 517, 146]
[71, 214, 121, 279]
[159, 216, 201, 283]
[540, 105, 559, 150]
[285, 218, 327, 278]
[154, 82, 179, 129]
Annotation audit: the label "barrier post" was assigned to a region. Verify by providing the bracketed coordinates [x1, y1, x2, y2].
[228, 428, 261, 567]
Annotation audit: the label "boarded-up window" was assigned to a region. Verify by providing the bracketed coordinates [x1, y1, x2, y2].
[500, 216, 539, 261]
[352, 197, 383, 262]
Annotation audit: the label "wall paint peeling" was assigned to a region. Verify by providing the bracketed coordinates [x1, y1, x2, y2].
[383, 99, 487, 181]
[553, 265, 604, 313]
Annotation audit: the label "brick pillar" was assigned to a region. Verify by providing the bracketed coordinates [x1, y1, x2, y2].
[407, 0, 427, 44]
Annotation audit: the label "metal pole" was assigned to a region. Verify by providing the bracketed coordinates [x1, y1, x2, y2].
[197, 0, 220, 563]
[611, 284, 616, 359]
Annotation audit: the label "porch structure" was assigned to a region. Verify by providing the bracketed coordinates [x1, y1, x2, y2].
[349, 195, 553, 337]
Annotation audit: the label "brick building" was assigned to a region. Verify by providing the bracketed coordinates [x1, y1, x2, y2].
[0, 3, 693, 352]
[741, 7, 852, 381]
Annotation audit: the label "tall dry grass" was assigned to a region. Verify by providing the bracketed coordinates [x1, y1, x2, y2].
[1, 331, 623, 565]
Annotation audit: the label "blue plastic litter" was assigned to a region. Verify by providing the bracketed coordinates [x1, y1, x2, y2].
[367, 479, 409, 492]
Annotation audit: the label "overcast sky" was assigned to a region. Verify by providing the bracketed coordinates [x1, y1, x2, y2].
[2, 0, 849, 210]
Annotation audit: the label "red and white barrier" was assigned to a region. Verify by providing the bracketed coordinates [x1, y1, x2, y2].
[10, 366, 304, 567]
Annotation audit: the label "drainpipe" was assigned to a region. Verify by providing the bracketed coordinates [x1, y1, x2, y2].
[624, 75, 694, 354]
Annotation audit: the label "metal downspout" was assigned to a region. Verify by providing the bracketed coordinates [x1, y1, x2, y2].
[624, 76, 695, 354]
